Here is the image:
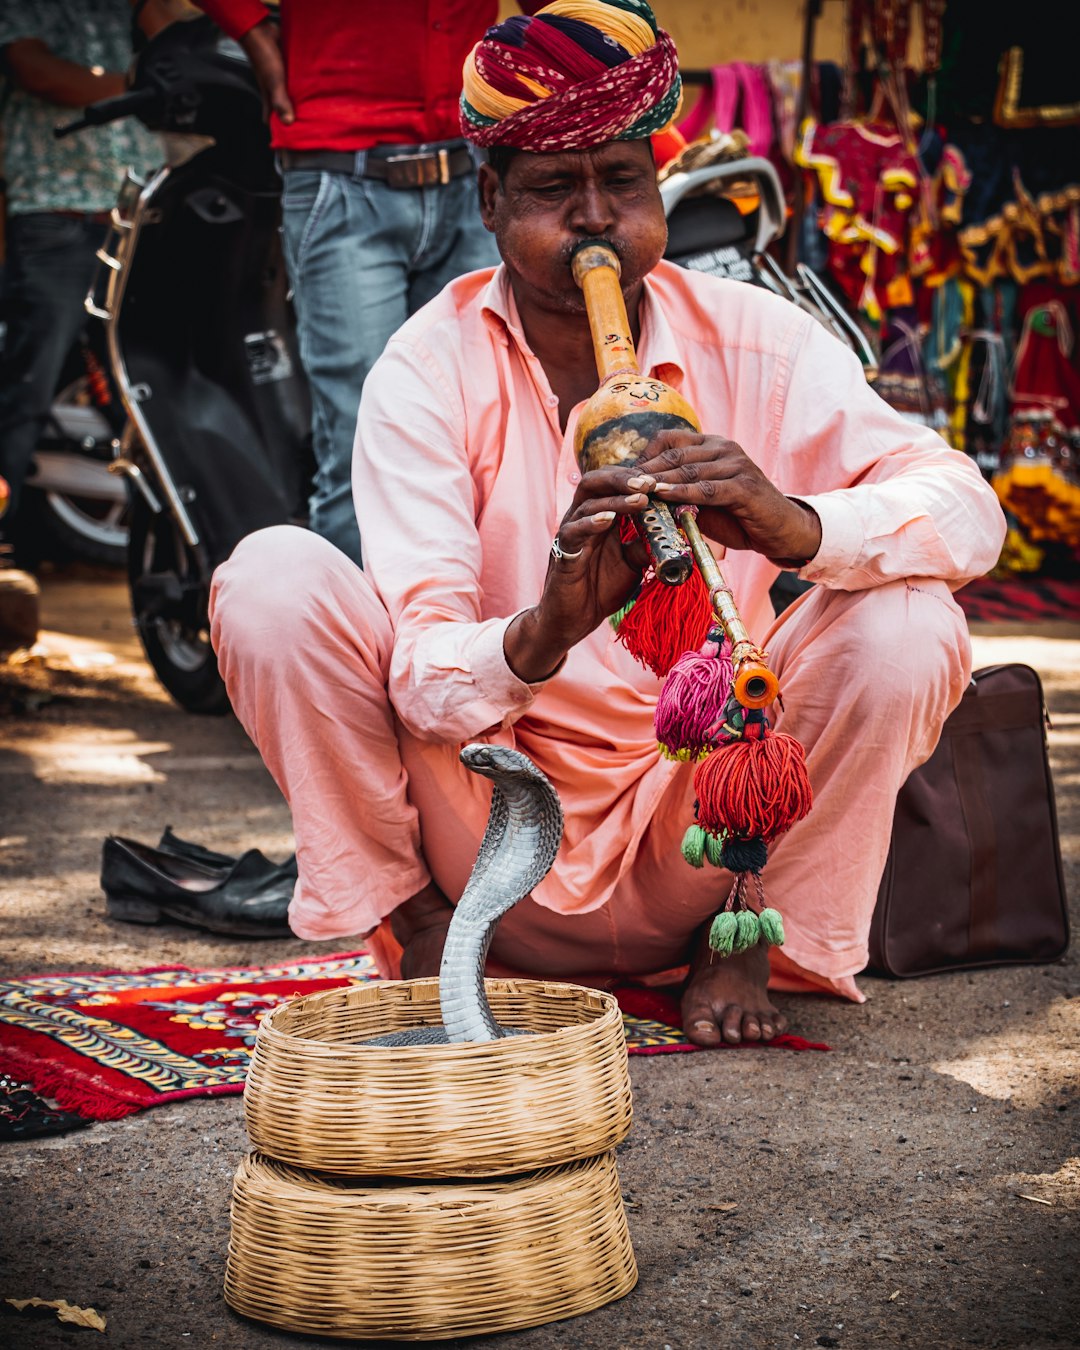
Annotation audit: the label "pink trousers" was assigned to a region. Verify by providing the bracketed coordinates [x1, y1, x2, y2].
[209, 527, 972, 1000]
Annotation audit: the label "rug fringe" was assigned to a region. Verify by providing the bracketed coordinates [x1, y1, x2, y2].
[0, 1051, 141, 1122]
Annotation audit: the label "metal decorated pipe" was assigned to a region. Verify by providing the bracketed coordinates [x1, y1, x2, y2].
[571, 241, 779, 711]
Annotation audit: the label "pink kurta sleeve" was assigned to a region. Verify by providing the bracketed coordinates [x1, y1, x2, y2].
[776, 318, 1006, 589]
[354, 337, 543, 745]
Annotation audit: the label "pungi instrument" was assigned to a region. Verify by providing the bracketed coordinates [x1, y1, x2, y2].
[570, 242, 778, 709]
[570, 240, 813, 955]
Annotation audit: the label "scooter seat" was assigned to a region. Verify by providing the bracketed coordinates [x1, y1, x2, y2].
[665, 195, 755, 262]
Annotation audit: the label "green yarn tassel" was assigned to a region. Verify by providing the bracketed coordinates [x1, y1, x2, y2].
[681, 824, 707, 868]
[708, 911, 738, 956]
[759, 908, 786, 947]
[703, 831, 726, 867]
[733, 909, 761, 953]
[660, 744, 704, 763]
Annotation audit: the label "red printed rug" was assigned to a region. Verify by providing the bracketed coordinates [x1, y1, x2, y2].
[956, 575, 1080, 623]
[0, 951, 827, 1124]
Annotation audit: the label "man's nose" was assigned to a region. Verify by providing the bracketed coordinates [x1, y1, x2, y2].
[568, 183, 615, 236]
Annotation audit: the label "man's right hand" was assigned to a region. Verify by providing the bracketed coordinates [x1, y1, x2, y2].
[239, 18, 294, 124]
[503, 464, 652, 684]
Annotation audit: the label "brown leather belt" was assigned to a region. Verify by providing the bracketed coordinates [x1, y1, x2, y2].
[278, 143, 475, 189]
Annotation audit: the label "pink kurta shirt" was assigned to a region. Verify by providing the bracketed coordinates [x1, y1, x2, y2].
[353, 261, 1003, 920]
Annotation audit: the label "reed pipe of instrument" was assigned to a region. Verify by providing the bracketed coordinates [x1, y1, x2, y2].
[570, 240, 778, 710]
[571, 243, 694, 586]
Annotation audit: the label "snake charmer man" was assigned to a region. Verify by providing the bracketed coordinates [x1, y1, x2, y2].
[209, 0, 1005, 1046]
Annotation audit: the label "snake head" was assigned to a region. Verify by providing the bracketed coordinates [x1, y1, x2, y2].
[459, 743, 546, 784]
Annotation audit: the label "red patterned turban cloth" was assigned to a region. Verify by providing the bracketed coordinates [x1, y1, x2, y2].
[460, 0, 682, 153]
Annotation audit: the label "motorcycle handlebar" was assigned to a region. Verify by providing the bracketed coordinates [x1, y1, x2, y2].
[54, 87, 160, 139]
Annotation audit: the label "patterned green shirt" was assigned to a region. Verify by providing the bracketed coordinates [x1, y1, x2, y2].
[0, 0, 160, 215]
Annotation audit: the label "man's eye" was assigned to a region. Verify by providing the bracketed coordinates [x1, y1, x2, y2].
[533, 183, 570, 197]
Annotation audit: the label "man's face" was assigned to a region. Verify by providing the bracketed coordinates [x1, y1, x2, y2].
[478, 140, 667, 317]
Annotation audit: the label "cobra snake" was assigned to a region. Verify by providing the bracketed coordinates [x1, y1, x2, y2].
[363, 743, 564, 1046]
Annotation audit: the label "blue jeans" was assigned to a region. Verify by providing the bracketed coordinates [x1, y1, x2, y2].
[0, 213, 106, 523]
[280, 164, 499, 564]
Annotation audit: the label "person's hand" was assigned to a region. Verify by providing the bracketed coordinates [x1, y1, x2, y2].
[504, 464, 652, 683]
[633, 429, 822, 567]
[239, 18, 294, 125]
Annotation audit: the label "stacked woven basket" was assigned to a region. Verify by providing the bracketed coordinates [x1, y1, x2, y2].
[225, 975, 638, 1340]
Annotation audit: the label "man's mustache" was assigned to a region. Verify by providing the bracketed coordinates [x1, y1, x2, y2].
[561, 236, 626, 267]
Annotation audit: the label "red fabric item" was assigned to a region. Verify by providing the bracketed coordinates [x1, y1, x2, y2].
[0, 951, 825, 1122]
[956, 575, 1080, 623]
[196, 0, 501, 151]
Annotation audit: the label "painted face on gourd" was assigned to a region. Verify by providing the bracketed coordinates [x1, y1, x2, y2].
[575, 370, 702, 470]
[604, 376, 669, 408]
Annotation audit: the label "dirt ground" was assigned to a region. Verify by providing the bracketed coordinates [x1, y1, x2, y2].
[0, 566, 1076, 1350]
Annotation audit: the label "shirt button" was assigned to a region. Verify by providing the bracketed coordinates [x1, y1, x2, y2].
[546, 395, 558, 407]
[569, 470, 581, 484]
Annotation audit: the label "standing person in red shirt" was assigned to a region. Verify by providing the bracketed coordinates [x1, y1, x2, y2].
[195, 2, 519, 565]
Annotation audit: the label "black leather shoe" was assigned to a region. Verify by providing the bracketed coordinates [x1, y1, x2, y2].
[101, 836, 294, 938]
[156, 826, 298, 883]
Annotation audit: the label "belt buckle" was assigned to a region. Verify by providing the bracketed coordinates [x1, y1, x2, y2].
[384, 147, 451, 189]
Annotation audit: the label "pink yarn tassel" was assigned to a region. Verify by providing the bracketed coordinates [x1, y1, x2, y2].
[654, 636, 734, 759]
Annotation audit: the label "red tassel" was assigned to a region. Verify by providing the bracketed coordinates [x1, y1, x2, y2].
[615, 566, 713, 678]
[693, 730, 813, 842]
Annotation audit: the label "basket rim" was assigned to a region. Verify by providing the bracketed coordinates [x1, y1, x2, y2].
[237, 1150, 606, 1200]
[255, 976, 624, 1058]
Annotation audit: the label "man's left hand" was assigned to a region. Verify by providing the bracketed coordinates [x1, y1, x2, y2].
[632, 429, 822, 568]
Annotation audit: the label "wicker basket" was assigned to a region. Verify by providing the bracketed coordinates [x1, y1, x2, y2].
[243, 978, 632, 1176]
[225, 1150, 638, 1340]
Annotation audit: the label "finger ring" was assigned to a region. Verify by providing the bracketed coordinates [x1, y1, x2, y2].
[551, 535, 583, 562]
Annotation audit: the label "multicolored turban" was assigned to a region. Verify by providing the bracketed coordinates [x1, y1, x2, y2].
[460, 0, 682, 153]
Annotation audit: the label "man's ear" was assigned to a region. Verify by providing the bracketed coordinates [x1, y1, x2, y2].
[477, 162, 500, 232]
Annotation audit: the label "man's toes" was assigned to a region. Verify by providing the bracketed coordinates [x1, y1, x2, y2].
[689, 1019, 723, 1047]
[741, 1013, 763, 1042]
[683, 1002, 724, 1047]
[720, 1005, 745, 1043]
[759, 1017, 775, 1041]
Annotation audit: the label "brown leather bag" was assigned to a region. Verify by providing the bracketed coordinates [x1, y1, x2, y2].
[868, 664, 1069, 977]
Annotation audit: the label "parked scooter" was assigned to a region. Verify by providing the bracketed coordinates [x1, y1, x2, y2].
[0, 317, 129, 568]
[57, 16, 309, 714]
[660, 154, 877, 373]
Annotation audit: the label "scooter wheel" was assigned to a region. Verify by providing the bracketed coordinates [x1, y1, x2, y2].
[127, 500, 231, 715]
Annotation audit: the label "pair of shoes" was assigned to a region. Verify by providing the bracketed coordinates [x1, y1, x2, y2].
[157, 826, 298, 885]
[101, 832, 296, 938]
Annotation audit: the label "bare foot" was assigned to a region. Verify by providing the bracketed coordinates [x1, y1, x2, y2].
[681, 928, 788, 1047]
[389, 882, 453, 979]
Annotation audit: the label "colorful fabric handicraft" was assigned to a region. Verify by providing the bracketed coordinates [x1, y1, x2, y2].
[795, 119, 923, 323]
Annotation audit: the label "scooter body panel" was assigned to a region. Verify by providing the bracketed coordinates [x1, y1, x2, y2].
[117, 150, 309, 569]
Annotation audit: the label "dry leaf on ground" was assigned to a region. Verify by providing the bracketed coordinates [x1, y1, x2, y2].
[6, 1298, 107, 1332]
